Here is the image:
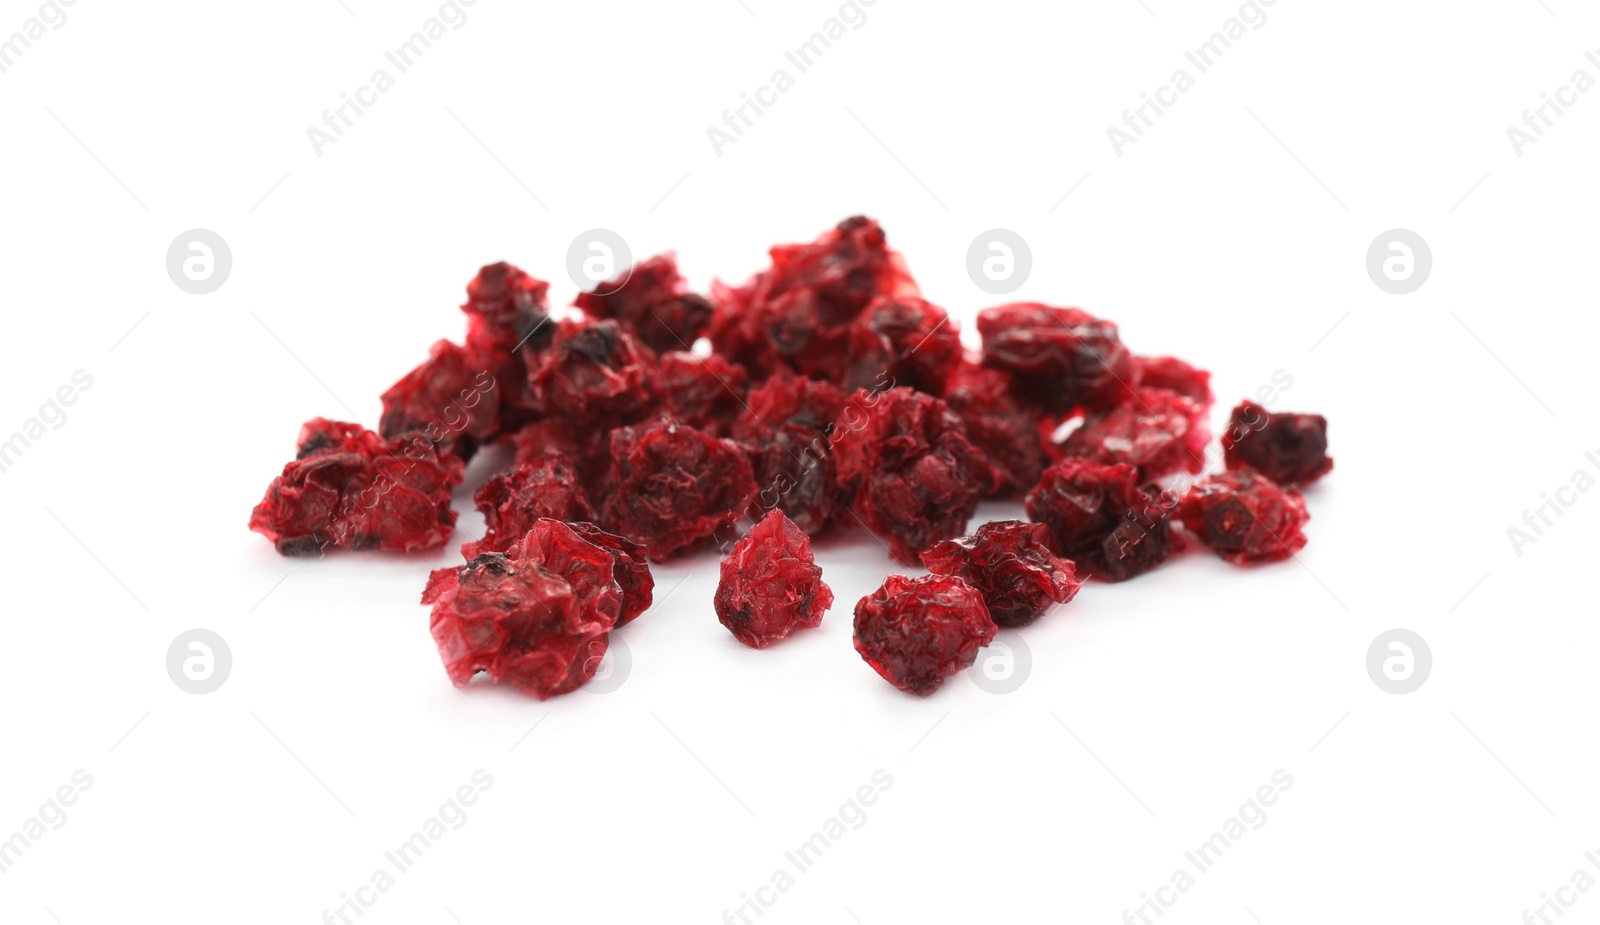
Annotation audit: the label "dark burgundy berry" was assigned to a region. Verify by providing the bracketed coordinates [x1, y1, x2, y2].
[1024, 457, 1180, 582]
[1177, 468, 1309, 565]
[576, 252, 714, 356]
[463, 449, 593, 559]
[601, 416, 758, 562]
[379, 339, 502, 460]
[715, 510, 833, 648]
[920, 520, 1082, 627]
[941, 361, 1048, 497]
[852, 574, 996, 695]
[840, 295, 962, 395]
[1221, 400, 1333, 486]
[461, 261, 553, 355]
[977, 303, 1134, 415]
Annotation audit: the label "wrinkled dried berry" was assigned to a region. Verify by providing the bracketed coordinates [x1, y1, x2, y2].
[1177, 468, 1309, 565]
[508, 518, 652, 626]
[1132, 355, 1213, 408]
[530, 320, 659, 430]
[250, 418, 463, 556]
[576, 252, 714, 356]
[1058, 387, 1209, 480]
[1222, 400, 1333, 486]
[833, 388, 997, 565]
[656, 351, 748, 436]
[601, 416, 758, 561]
[379, 339, 502, 459]
[461, 262, 553, 355]
[715, 510, 833, 648]
[978, 303, 1134, 414]
[462, 449, 594, 559]
[942, 361, 1048, 497]
[920, 520, 1082, 627]
[732, 376, 853, 534]
[565, 521, 654, 626]
[852, 574, 996, 695]
[1025, 458, 1179, 582]
[840, 296, 961, 395]
[423, 553, 608, 699]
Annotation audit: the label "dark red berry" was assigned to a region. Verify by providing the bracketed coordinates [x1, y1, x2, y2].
[1177, 468, 1309, 565]
[462, 449, 594, 559]
[840, 296, 961, 395]
[1221, 400, 1333, 486]
[508, 518, 651, 626]
[601, 416, 758, 561]
[1024, 458, 1180, 582]
[920, 520, 1082, 627]
[565, 522, 654, 626]
[576, 252, 714, 356]
[852, 574, 996, 695]
[529, 320, 659, 430]
[978, 303, 1134, 414]
[379, 339, 502, 460]
[655, 351, 748, 437]
[941, 361, 1048, 497]
[461, 262, 553, 355]
[715, 510, 833, 648]
[1132, 355, 1213, 408]
[1058, 387, 1210, 481]
[732, 376, 853, 534]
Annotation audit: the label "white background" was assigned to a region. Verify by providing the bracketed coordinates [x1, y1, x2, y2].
[2, 1, 1597, 923]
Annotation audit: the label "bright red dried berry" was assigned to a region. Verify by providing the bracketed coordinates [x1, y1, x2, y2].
[530, 320, 659, 430]
[462, 449, 593, 559]
[379, 339, 502, 459]
[507, 518, 650, 626]
[920, 520, 1082, 628]
[852, 574, 996, 695]
[461, 262, 553, 355]
[1221, 400, 1333, 486]
[1132, 355, 1213, 408]
[840, 296, 961, 395]
[833, 388, 997, 565]
[576, 252, 714, 356]
[1025, 457, 1179, 582]
[655, 351, 748, 437]
[423, 553, 608, 700]
[1058, 387, 1210, 480]
[941, 361, 1048, 497]
[601, 416, 758, 561]
[978, 303, 1134, 414]
[1177, 468, 1309, 565]
[565, 521, 654, 627]
[714, 510, 833, 648]
[249, 418, 463, 556]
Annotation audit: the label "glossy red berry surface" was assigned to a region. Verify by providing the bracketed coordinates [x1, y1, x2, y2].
[852, 574, 996, 695]
[920, 520, 1082, 627]
[1177, 468, 1310, 565]
[1222, 400, 1333, 486]
[715, 510, 833, 648]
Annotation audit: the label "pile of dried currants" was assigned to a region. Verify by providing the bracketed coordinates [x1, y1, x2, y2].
[250, 217, 1332, 697]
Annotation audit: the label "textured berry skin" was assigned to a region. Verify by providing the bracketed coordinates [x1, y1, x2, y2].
[1059, 387, 1210, 481]
[379, 339, 502, 460]
[462, 450, 593, 559]
[423, 553, 609, 700]
[530, 320, 659, 430]
[978, 303, 1134, 415]
[715, 510, 833, 648]
[1132, 355, 1213, 408]
[852, 574, 996, 695]
[601, 416, 758, 561]
[460, 262, 553, 355]
[564, 522, 654, 626]
[840, 296, 962, 395]
[833, 388, 997, 565]
[710, 216, 919, 380]
[1024, 457, 1180, 582]
[576, 252, 714, 356]
[249, 418, 463, 556]
[656, 351, 748, 437]
[920, 520, 1082, 627]
[1221, 400, 1333, 487]
[509, 518, 652, 626]
[1177, 468, 1309, 565]
[941, 362, 1048, 497]
[732, 376, 853, 534]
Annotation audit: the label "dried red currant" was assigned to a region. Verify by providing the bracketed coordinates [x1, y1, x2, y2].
[1024, 457, 1179, 582]
[852, 574, 996, 695]
[1058, 387, 1209, 480]
[576, 252, 714, 356]
[601, 416, 758, 561]
[920, 520, 1082, 627]
[978, 303, 1134, 414]
[508, 518, 653, 626]
[1132, 355, 1213, 408]
[529, 320, 659, 430]
[250, 418, 463, 556]
[1222, 400, 1333, 486]
[731, 376, 853, 534]
[714, 509, 833, 648]
[565, 521, 654, 626]
[655, 351, 748, 437]
[423, 553, 609, 699]
[1177, 468, 1309, 565]
[379, 339, 502, 459]
[941, 361, 1048, 497]
[461, 262, 553, 355]
[840, 296, 961, 395]
[462, 449, 593, 559]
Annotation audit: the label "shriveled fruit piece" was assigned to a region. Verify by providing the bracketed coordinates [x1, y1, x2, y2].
[576, 252, 714, 356]
[1177, 468, 1309, 565]
[1024, 458, 1180, 582]
[423, 553, 609, 699]
[732, 376, 853, 534]
[978, 303, 1134, 414]
[461, 261, 553, 355]
[508, 518, 647, 626]
[941, 362, 1048, 497]
[1132, 355, 1213, 408]
[565, 522, 654, 626]
[249, 418, 463, 556]
[529, 320, 659, 430]
[920, 520, 1082, 627]
[715, 510, 833, 648]
[1058, 387, 1210, 480]
[656, 351, 748, 437]
[462, 449, 594, 559]
[840, 296, 961, 395]
[601, 416, 758, 561]
[379, 339, 502, 459]
[852, 574, 997, 695]
[833, 388, 997, 565]
[710, 216, 919, 380]
[1222, 400, 1333, 486]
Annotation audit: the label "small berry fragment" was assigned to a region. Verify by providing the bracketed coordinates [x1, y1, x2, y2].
[715, 510, 833, 648]
[1024, 458, 1180, 582]
[852, 574, 997, 695]
[462, 449, 593, 559]
[601, 416, 758, 561]
[1058, 387, 1210, 480]
[1177, 468, 1309, 565]
[978, 303, 1134, 414]
[575, 252, 714, 356]
[1221, 400, 1333, 486]
[920, 520, 1082, 628]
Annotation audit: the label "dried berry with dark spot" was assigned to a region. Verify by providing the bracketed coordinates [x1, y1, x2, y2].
[423, 553, 609, 700]
[379, 339, 502, 460]
[601, 416, 758, 561]
[840, 296, 961, 395]
[1024, 457, 1179, 582]
[978, 303, 1134, 415]
[941, 361, 1048, 497]
[461, 262, 553, 355]
[1177, 468, 1309, 565]
[852, 573, 996, 695]
[656, 351, 748, 437]
[250, 418, 463, 556]
[732, 376, 854, 534]
[1222, 400, 1333, 486]
[462, 450, 593, 559]
[530, 320, 659, 429]
[715, 510, 833, 648]
[1132, 355, 1213, 408]
[576, 252, 714, 356]
[1058, 387, 1210, 481]
[920, 520, 1082, 627]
